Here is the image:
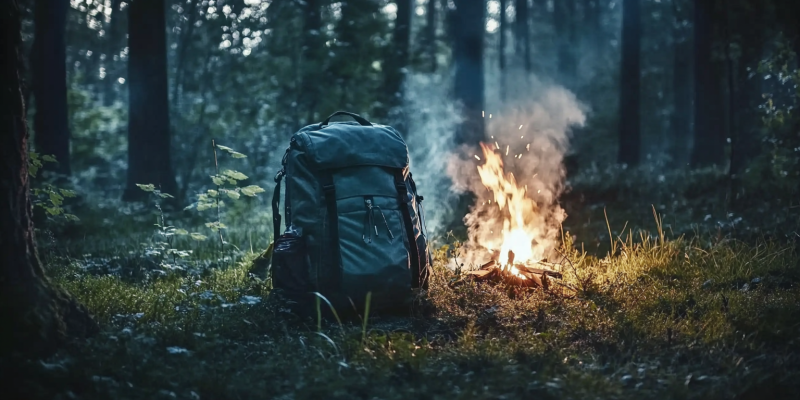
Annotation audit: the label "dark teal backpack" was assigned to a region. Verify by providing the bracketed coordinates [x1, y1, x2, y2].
[270, 111, 432, 314]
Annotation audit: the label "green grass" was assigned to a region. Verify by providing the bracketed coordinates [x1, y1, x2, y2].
[16, 221, 798, 399]
[17, 166, 800, 399]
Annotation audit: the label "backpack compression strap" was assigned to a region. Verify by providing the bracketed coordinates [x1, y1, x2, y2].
[394, 170, 422, 289]
[272, 169, 285, 238]
[321, 173, 342, 290]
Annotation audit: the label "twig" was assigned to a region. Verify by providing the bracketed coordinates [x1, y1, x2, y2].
[212, 140, 224, 260]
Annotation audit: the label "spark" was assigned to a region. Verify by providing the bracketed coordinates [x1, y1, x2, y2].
[482, 110, 485, 117]
[495, 142, 500, 149]
[526, 143, 530, 151]
[521, 136, 524, 139]
[489, 113, 492, 118]
[474, 154, 481, 160]
[519, 125, 523, 130]
[505, 145, 509, 156]
[537, 190, 541, 193]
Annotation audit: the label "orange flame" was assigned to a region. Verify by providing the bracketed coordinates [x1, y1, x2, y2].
[476, 142, 546, 274]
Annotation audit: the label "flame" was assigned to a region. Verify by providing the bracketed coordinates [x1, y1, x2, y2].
[476, 143, 545, 270]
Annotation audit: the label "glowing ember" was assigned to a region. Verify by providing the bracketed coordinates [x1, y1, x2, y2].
[476, 142, 547, 268]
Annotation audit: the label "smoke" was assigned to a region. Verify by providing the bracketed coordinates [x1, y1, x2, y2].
[449, 84, 587, 267]
[402, 72, 463, 233]
[402, 69, 586, 268]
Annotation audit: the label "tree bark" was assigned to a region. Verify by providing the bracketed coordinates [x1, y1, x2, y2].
[691, 0, 725, 167]
[514, 0, 531, 72]
[426, 0, 437, 72]
[453, 0, 485, 146]
[1, 0, 95, 359]
[618, 0, 641, 166]
[385, 0, 411, 111]
[583, 0, 603, 50]
[669, 1, 692, 167]
[123, 0, 177, 201]
[103, 0, 124, 106]
[300, 0, 324, 122]
[171, 0, 198, 112]
[31, 0, 71, 176]
[554, 0, 577, 82]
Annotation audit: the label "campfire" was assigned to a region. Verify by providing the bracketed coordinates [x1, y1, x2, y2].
[458, 140, 566, 288]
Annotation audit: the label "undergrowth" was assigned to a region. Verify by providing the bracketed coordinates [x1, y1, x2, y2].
[14, 217, 798, 400]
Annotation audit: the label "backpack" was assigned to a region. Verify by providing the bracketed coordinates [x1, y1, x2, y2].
[270, 111, 432, 314]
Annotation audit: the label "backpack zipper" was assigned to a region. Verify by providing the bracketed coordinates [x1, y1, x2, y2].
[363, 197, 394, 243]
[363, 198, 377, 243]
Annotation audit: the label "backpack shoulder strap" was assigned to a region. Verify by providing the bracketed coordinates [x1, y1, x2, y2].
[394, 170, 422, 289]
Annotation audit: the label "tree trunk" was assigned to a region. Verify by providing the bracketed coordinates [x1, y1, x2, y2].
[691, 0, 725, 167]
[385, 0, 411, 111]
[554, 0, 577, 82]
[1, 0, 95, 359]
[171, 0, 198, 112]
[729, 1, 766, 202]
[453, 0, 485, 146]
[122, 0, 177, 201]
[514, 0, 531, 72]
[583, 0, 603, 50]
[426, 0, 437, 72]
[103, 0, 124, 106]
[31, 0, 71, 176]
[669, 2, 692, 167]
[499, 0, 507, 101]
[301, 0, 324, 122]
[618, 0, 641, 166]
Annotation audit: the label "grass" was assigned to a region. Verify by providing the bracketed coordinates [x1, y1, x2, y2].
[13, 218, 798, 399]
[14, 164, 800, 399]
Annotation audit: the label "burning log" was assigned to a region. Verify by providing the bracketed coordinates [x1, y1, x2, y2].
[464, 257, 562, 288]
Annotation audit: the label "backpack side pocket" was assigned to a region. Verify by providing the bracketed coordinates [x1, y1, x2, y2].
[272, 233, 311, 296]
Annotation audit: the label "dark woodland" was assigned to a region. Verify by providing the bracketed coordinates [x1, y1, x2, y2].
[2, 0, 800, 398]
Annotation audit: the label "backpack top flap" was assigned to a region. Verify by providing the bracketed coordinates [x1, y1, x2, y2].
[296, 121, 409, 170]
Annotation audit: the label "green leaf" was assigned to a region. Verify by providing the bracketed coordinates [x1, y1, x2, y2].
[158, 192, 175, 199]
[45, 206, 63, 216]
[225, 190, 241, 200]
[197, 202, 214, 211]
[240, 185, 265, 197]
[49, 192, 63, 207]
[206, 189, 218, 197]
[190, 233, 208, 241]
[136, 183, 156, 192]
[222, 170, 248, 180]
[216, 144, 234, 152]
[64, 214, 80, 222]
[41, 154, 57, 163]
[184, 203, 196, 210]
[174, 228, 189, 235]
[205, 221, 227, 232]
[211, 175, 226, 186]
[59, 189, 77, 198]
[230, 152, 247, 158]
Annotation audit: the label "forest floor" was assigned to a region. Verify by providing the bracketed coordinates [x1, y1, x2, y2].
[12, 165, 800, 400]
